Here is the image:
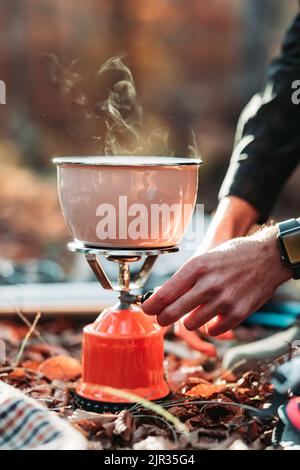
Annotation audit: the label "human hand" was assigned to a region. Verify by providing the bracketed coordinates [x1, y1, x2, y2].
[143, 226, 291, 336]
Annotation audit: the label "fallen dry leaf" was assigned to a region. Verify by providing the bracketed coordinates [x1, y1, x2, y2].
[8, 368, 26, 379]
[220, 369, 237, 383]
[21, 360, 40, 371]
[200, 395, 244, 426]
[38, 355, 81, 381]
[132, 423, 170, 443]
[113, 410, 134, 443]
[69, 409, 116, 423]
[30, 343, 68, 358]
[186, 383, 226, 398]
[74, 419, 109, 439]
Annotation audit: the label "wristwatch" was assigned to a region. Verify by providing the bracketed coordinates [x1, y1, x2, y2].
[277, 218, 300, 279]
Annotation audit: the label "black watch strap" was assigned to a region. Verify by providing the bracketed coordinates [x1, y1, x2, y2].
[277, 218, 300, 280]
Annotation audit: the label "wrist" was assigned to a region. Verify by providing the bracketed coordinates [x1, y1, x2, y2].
[253, 226, 292, 284]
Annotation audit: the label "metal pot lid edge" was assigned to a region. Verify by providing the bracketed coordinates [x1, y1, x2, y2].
[52, 155, 203, 167]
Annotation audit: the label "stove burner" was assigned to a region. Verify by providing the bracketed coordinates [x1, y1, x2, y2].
[73, 391, 172, 413]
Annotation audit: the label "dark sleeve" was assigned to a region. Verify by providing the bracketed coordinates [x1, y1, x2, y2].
[219, 11, 300, 223]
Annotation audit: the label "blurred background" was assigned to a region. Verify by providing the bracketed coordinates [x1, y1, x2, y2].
[0, 0, 299, 282]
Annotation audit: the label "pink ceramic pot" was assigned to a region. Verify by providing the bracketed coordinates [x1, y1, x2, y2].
[53, 156, 201, 248]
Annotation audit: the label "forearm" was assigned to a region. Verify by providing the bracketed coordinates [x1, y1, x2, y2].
[219, 11, 300, 222]
[198, 196, 260, 252]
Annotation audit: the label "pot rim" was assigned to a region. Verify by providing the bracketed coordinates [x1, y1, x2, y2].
[52, 155, 202, 167]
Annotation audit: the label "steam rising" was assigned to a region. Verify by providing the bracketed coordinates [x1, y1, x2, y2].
[97, 54, 142, 155]
[49, 54, 200, 157]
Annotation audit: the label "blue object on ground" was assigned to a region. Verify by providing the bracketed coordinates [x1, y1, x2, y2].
[245, 301, 300, 328]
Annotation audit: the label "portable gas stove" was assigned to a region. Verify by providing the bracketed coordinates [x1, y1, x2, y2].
[68, 243, 179, 411]
[53, 155, 202, 411]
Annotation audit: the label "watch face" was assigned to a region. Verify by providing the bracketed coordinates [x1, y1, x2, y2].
[283, 231, 300, 265]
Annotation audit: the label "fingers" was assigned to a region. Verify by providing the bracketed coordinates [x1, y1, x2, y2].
[155, 286, 208, 326]
[204, 313, 242, 337]
[183, 303, 219, 330]
[201, 316, 235, 339]
[142, 259, 200, 316]
[183, 304, 241, 337]
[214, 329, 235, 340]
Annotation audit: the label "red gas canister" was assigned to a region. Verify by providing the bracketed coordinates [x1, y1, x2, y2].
[76, 304, 169, 410]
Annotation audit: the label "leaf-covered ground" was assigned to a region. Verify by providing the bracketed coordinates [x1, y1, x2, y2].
[0, 317, 278, 450]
